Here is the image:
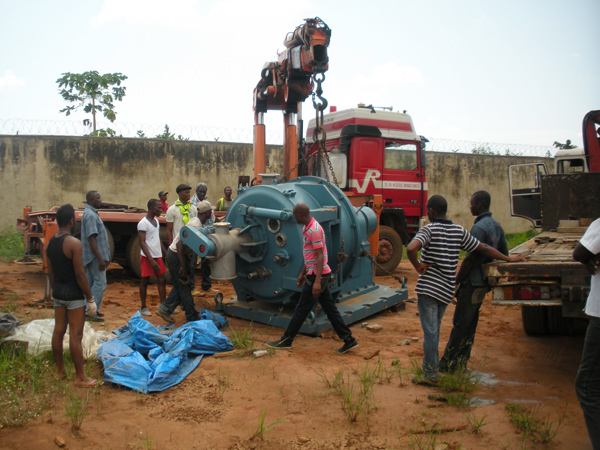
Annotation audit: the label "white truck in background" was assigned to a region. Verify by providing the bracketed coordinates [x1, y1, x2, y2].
[484, 110, 600, 335]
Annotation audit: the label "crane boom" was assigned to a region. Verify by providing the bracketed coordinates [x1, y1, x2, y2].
[253, 18, 331, 183]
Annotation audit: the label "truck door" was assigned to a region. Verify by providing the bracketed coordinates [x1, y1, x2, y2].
[381, 142, 423, 217]
[348, 137, 384, 197]
[508, 162, 548, 227]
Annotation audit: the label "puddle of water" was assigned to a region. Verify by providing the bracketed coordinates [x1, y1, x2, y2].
[469, 397, 495, 406]
[470, 370, 500, 386]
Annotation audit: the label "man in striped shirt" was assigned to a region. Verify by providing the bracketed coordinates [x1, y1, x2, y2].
[267, 203, 358, 354]
[407, 195, 525, 385]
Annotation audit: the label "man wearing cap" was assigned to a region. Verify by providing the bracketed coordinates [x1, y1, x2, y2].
[166, 184, 197, 246]
[158, 191, 169, 213]
[156, 201, 214, 323]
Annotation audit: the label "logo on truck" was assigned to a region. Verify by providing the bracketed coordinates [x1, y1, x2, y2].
[350, 170, 382, 193]
[350, 170, 424, 193]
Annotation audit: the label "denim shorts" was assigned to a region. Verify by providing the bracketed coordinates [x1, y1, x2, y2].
[53, 298, 87, 310]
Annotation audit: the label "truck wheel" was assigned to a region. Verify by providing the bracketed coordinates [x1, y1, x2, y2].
[126, 234, 142, 278]
[521, 306, 549, 335]
[546, 306, 586, 335]
[375, 226, 403, 276]
[126, 234, 171, 284]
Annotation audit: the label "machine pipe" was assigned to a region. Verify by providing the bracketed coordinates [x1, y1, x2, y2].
[238, 204, 292, 221]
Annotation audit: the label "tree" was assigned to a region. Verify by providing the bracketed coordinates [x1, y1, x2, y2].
[56, 71, 127, 135]
[154, 125, 189, 141]
[553, 140, 577, 150]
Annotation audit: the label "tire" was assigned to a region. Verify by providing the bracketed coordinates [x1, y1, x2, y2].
[126, 234, 142, 278]
[546, 306, 588, 336]
[375, 226, 403, 276]
[521, 306, 548, 335]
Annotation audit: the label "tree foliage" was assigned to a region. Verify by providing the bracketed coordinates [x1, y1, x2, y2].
[471, 145, 523, 156]
[552, 140, 576, 150]
[56, 71, 127, 135]
[153, 125, 189, 141]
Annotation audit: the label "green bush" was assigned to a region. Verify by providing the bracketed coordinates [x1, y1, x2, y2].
[0, 226, 24, 262]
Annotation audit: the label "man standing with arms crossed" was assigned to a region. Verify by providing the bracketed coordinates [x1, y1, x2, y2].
[81, 191, 110, 322]
[137, 199, 167, 316]
[440, 191, 509, 373]
[267, 202, 358, 354]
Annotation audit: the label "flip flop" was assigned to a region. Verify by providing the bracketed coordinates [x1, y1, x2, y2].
[74, 379, 100, 388]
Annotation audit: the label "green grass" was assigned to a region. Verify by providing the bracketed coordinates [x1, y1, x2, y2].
[0, 226, 24, 262]
[0, 348, 59, 426]
[506, 403, 566, 443]
[228, 324, 255, 351]
[249, 408, 287, 440]
[505, 229, 539, 250]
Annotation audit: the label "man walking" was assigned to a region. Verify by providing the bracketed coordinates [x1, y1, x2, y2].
[439, 191, 509, 373]
[574, 218, 600, 449]
[407, 195, 525, 385]
[47, 204, 98, 387]
[81, 190, 110, 322]
[266, 202, 358, 354]
[156, 201, 215, 324]
[137, 199, 167, 316]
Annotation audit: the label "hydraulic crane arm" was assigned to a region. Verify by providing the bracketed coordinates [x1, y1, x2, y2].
[253, 17, 331, 184]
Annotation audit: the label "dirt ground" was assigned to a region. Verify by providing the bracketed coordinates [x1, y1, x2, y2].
[0, 260, 592, 450]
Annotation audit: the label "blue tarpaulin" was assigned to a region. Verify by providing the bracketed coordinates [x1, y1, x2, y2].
[98, 312, 233, 393]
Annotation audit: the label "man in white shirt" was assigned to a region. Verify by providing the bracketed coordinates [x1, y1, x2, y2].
[574, 218, 600, 449]
[137, 199, 167, 316]
[166, 184, 197, 245]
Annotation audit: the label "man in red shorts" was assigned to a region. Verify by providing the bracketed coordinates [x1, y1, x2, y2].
[137, 199, 167, 316]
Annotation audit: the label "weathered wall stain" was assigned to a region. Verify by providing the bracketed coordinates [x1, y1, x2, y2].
[0, 135, 552, 233]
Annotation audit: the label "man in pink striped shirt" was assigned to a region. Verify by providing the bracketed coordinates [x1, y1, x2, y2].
[267, 203, 358, 354]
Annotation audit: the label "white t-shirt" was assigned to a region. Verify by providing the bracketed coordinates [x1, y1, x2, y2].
[166, 203, 198, 242]
[169, 217, 204, 252]
[137, 216, 162, 258]
[581, 218, 600, 318]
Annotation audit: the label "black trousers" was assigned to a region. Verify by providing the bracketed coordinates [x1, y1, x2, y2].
[282, 274, 353, 344]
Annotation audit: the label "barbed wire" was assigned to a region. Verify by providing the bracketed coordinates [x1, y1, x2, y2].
[0, 118, 556, 157]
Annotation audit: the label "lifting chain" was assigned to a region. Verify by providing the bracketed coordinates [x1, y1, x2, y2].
[329, 236, 346, 289]
[360, 243, 406, 284]
[311, 74, 338, 191]
[280, 152, 306, 183]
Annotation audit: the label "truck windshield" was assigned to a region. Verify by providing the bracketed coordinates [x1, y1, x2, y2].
[384, 143, 418, 171]
[556, 158, 585, 174]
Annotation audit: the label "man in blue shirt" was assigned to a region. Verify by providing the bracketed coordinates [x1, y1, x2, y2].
[440, 191, 509, 373]
[407, 194, 524, 385]
[81, 191, 111, 322]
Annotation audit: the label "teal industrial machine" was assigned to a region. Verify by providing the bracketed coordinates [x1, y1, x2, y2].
[180, 176, 407, 335]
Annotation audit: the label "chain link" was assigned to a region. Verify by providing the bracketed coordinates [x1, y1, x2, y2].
[360, 244, 406, 283]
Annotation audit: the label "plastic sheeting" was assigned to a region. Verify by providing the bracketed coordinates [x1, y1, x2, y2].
[0, 318, 115, 358]
[98, 311, 233, 393]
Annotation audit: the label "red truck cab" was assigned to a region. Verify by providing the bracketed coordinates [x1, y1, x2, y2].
[305, 106, 428, 274]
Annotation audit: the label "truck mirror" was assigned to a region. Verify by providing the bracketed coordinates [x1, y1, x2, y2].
[420, 147, 426, 168]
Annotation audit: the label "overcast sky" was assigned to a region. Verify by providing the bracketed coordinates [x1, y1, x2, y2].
[1, 0, 598, 148]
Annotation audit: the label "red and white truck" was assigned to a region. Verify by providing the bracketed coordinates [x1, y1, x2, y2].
[304, 105, 428, 274]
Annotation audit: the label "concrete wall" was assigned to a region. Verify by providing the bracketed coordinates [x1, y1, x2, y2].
[0, 135, 552, 233]
[425, 152, 552, 233]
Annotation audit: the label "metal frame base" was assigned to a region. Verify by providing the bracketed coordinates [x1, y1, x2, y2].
[219, 284, 408, 336]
